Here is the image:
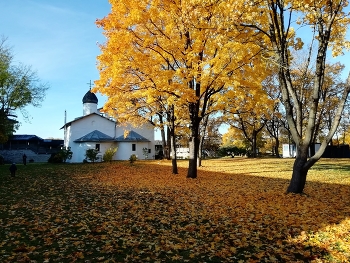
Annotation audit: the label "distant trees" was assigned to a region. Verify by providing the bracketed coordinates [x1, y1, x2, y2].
[0, 37, 49, 143]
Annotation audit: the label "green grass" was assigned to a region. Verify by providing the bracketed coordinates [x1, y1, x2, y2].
[0, 159, 350, 262]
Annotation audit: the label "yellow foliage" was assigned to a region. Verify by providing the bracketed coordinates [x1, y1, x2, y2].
[1, 159, 350, 261]
[93, 0, 270, 130]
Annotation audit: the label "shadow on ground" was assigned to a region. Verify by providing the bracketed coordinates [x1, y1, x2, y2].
[0, 160, 349, 262]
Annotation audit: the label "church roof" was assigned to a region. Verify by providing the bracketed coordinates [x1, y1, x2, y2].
[82, 90, 98, 104]
[74, 130, 114, 142]
[115, 130, 150, 142]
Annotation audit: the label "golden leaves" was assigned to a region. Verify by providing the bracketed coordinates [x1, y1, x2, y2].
[1, 159, 350, 262]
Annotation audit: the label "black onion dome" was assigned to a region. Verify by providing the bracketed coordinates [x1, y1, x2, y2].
[82, 90, 98, 104]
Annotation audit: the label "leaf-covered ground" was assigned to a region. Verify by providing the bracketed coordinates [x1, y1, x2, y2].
[1, 158, 350, 262]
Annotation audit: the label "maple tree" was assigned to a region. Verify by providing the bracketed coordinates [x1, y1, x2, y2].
[94, 0, 268, 178]
[223, 85, 274, 157]
[241, 0, 350, 193]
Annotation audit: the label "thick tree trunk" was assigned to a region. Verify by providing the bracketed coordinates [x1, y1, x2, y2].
[287, 157, 309, 193]
[287, 146, 309, 193]
[187, 114, 200, 178]
[187, 135, 199, 178]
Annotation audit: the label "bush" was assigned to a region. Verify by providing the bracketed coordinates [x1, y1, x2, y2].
[217, 146, 247, 157]
[48, 153, 63, 163]
[103, 147, 118, 162]
[0, 155, 4, 165]
[60, 147, 73, 163]
[129, 154, 137, 164]
[85, 148, 99, 163]
[142, 147, 149, 159]
[48, 147, 73, 163]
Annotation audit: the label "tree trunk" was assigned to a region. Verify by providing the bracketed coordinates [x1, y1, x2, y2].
[160, 127, 166, 160]
[198, 135, 204, 167]
[187, 134, 199, 178]
[275, 138, 280, 157]
[187, 112, 200, 178]
[251, 130, 257, 158]
[287, 146, 309, 193]
[165, 126, 171, 160]
[170, 106, 178, 174]
[170, 133, 178, 174]
[198, 113, 209, 167]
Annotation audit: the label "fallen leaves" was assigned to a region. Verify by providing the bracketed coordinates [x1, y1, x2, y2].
[0, 158, 350, 262]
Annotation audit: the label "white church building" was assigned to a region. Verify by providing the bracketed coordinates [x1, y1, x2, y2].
[61, 90, 156, 162]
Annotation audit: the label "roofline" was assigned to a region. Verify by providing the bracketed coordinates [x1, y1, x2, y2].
[60, 112, 116, 129]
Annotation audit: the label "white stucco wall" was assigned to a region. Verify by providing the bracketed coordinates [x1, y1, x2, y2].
[63, 114, 155, 162]
[115, 141, 152, 160]
[83, 103, 97, 116]
[64, 114, 116, 162]
[115, 122, 156, 159]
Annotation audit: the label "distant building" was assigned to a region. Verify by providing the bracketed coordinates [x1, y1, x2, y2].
[322, 144, 350, 158]
[60, 90, 156, 162]
[282, 144, 297, 158]
[282, 143, 350, 158]
[1, 134, 63, 154]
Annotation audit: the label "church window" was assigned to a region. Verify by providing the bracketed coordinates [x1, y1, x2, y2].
[148, 149, 151, 153]
[96, 144, 100, 151]
[132, 144, 136, 151]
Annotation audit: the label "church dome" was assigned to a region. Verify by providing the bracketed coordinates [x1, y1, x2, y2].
[82, 90, 98, 104]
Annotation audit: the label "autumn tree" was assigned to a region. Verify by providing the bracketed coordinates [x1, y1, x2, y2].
[223, 84, 274, 157]
[0, 37, 49, 143]
[261, 73, 285, 157]
[242, 0, 350, 193]
[94, 0, 268, 178]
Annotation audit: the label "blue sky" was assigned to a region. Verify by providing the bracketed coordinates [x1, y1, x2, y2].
[0, 0, 111, 139]
[0, 1, 349, 140]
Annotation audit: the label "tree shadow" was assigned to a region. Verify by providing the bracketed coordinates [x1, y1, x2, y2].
[0, 161, 349, 262]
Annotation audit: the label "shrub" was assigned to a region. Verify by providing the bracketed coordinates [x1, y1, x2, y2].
[142, 147, 149, 159]
[85, 149, 99, 163]
[129, 154, 137, 164]
[0, 155, 4, 165]
[217, 146, 247, 157]
[103, 147, 118, 162]
[60, 147, 73, 163]
[48, 147, 73, 163]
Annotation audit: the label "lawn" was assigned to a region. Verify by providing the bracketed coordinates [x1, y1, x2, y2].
[0, 158, 350, 262]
